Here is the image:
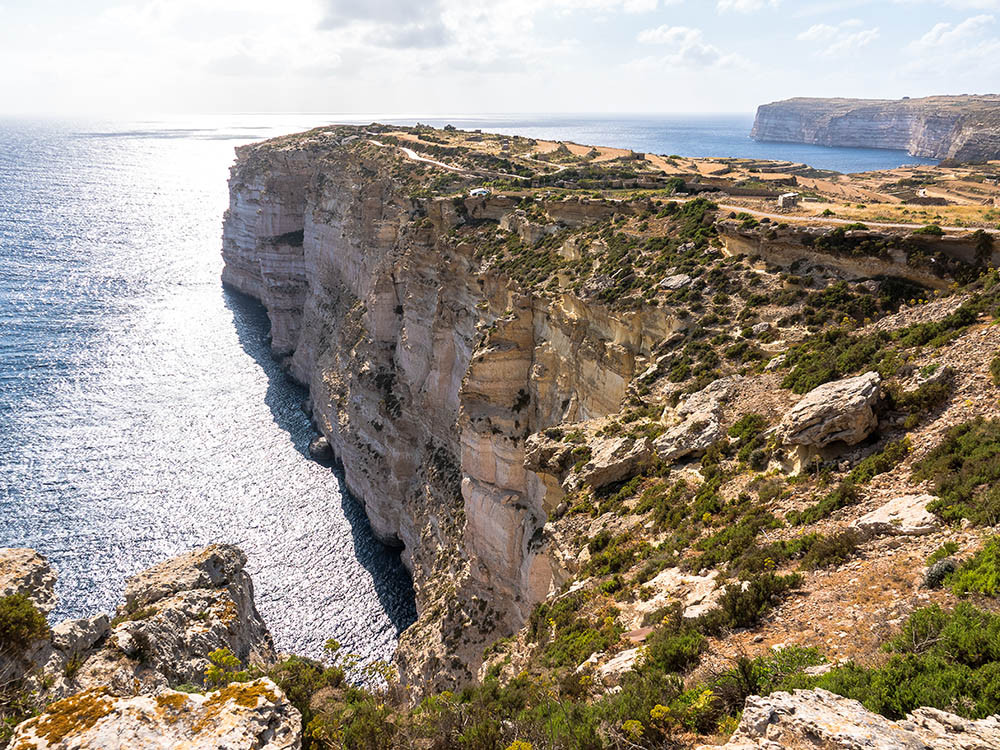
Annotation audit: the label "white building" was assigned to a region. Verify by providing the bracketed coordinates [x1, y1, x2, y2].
[778, 192, 800, 208]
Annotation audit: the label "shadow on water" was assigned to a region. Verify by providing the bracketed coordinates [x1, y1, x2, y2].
[223, 285, 417, 635]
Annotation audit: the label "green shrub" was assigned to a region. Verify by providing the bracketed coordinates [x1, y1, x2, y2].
[991, 353, 1000, 387]
[950, 538, 1000, 597]
[0, 593, 49, 651]
[786, 480, 859, 526]
[799, 529, 862, 569]
[913, 224, 944, 236]
[848, 438, 910, 484]
[268, 656, 345, 750]
[928, 541, 960, 565]
[915, 418, 1000, 524]
[699, 573, 802, 633]
[807, 603, 1000, 720]
[204, 647, 254, 688]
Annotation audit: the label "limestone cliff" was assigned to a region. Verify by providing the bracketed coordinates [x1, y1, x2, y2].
[221, 129, 682, 689]
[751, 95, 1000, 163]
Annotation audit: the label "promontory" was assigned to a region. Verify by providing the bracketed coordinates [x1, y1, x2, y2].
[751, 94, 1000, 162]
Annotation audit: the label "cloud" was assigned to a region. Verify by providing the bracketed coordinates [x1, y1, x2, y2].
[895, 0, 1000, 8]
[797, 18, 879, 56]
[904, 13, 1000, 72]
[635, 24, 740, 67]
[717, 0, 780, 12]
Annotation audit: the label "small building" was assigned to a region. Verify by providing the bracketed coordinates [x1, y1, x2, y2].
[778, 192, 800, 209]
[469, 188, 491, 198]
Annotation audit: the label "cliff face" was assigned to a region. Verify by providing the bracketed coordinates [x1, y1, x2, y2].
[751, 95, 1000, 163]
[221, 132, 678, 689]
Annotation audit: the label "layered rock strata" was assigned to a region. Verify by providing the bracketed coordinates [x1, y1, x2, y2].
[751, 95, 1000, 163]
[221, 132, 681, 688]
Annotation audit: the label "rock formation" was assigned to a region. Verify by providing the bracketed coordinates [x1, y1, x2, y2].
[0, 545, 276, 699]
[751, 95, 1000, 163]
[221, 130, 681, 689]
[699, 688, 1000, 750]
[777, 372, 881, 448]
[7, 679, 300, 750]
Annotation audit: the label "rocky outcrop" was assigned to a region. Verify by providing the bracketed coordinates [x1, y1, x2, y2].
[698, 688, 1000, 750]
[654, 376, 736, 464]
[221, 131, 682, 689]
[8, 679, 301, 750]
[751, 95, 1000, 163]
[568, 436, 654, 492]
[2, 545, 276, 701]
[0, 548, 57, 614]
[717, 222, 996, 290]
[777, 372, 881, 449]
[853, 494, 938, 538]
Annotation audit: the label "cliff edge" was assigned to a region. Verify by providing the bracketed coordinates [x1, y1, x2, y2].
[751, 95, 1000, 163]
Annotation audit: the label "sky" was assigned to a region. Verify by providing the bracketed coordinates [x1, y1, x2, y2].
[0, 0, 998, 116]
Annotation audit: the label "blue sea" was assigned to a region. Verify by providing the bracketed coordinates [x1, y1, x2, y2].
[0, 113, 933, 662]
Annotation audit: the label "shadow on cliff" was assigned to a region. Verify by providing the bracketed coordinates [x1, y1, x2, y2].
[224, 286, 418, 636]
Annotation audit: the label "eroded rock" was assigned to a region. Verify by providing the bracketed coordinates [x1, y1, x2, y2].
[853, 494, 938, 538]
[777, 372, 881, 448]
[0, 547, 57, 615]
[568, 436, 654, 491]
[697, 688, 1000, 750]
[8, 679, 301, 750]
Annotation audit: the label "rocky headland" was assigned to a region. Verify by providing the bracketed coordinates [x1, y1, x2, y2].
[751, 95, 1000, 162]
[7, 122, 1000, 748]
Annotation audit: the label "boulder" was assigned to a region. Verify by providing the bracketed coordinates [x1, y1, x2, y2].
[308, 434, 332, 461]
[654, 377, 738, 464]
[568, 437, 654, 491]
[0, 548, 57, 615]
[660, 273, 692, 290]
[697, 688, 1000, 750]
[51, 615, 110, 656]
[654, 418, 724, 463]
[853, 494, 938, 538]
[597, 648, 641, 684]
[8, 679, 301, 750]
[630, 568, 721, 627]
[777, 372, 881, 448]
[78, 545, 278, 693]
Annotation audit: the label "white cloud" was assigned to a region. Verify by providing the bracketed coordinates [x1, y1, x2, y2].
[717, 0, 780, 12]
[797, 18, 879, 56]
[904, 13, 1000, 73]
[634, 24, 741, 67]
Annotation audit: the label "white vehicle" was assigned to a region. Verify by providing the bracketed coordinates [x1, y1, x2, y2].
[469, 188, 491, 198]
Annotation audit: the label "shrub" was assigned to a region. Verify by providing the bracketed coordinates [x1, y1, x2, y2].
[699, 573, 802, 633]
[913, 224, 944, 236]
[799, 529, 861, 570]
[991, 353, 1000, 387]
[0, 593, 49, 652]
[204, 647, 254, 688]
[950, 538, 1000, 597]
[786, 480, 859, 526]
[808, 603, 1000, 720]
[915, 418, 1000, 524]
[927, 541, 959, 565]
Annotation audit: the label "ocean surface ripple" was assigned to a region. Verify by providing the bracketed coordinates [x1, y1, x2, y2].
[0, 116, 417, 664]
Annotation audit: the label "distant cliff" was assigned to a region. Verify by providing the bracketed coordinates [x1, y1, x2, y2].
[751, 95, 1000, 163]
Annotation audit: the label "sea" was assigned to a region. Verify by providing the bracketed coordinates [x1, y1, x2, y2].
[0, 113, 936, 663]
